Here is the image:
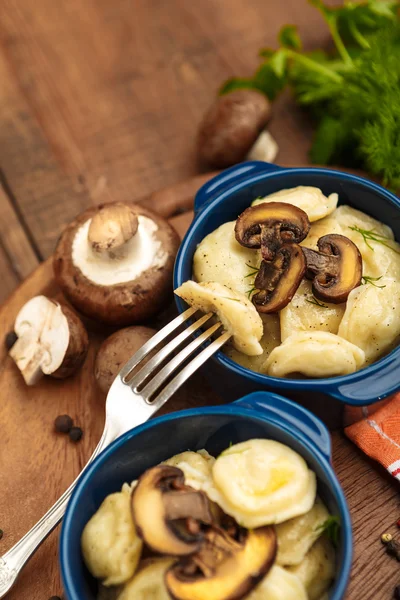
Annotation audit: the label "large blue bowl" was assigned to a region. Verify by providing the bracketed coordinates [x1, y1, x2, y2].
[60, 392, 352, 600]
[174, 161, 400, 406]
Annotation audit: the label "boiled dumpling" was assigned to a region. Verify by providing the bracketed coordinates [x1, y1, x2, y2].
[162, 449, 215, 491]
[224, 313, 281, 372]
[118, 559, 175, 600]
[247, 565, 308, 600]
[174, 281, 263, 355]
[276, 497, 330, 566]
[193, 221, 261, 295]
[280, 280, 346, 342]
[338, 278, 400, 363]
[333, 205, 400, 279]
[286, 536, 336, 600]
[263, 331, 365, 378]
[204, 439, 316, 527]
[300, 215, 344, 250]
[252, 186, 338, 222]
[81, 492, 143, 586]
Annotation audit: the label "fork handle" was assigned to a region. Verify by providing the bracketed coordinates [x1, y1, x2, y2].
[0, 425, 117, 598]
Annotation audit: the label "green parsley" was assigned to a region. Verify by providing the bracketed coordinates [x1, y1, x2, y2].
[361, 275, 386, 288]
[316, 515, 341, 548]
[220, 0, 400, 188]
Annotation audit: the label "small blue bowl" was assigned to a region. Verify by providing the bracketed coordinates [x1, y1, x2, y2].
[60, 391, 352, 600]
[174, 161, 400, 406]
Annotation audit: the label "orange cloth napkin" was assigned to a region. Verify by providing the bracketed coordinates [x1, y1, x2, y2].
[345, 394, 400, 480]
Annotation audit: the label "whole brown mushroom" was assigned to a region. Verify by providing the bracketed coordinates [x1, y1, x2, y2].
[53, 202, 180, 326]
[94, 326, 157, 393]
[197, 90, 277, 168]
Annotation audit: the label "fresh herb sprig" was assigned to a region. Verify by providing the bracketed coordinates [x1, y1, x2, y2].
[246, 286, 257, 299]
[244, 263, 260, 279]
[361, 275, 386, 288]
[348, 226, 400, 254]
[306, 296, 329, 308]
[316, 515, 341, 548]
[220, 0, 400, 188]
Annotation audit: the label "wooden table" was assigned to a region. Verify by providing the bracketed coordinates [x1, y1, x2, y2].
[0, 1, 399, 599]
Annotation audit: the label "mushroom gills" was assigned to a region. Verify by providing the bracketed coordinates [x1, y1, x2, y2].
[302, 234, 362, 303]
[253, 244, 306, 313]
[131, 465, 214, 556]
[235, 202, 310, 261]
[165, 525, 277, 600]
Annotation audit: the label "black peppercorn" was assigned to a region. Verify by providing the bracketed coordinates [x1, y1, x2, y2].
[0, 529, 3, 540]
[393, 585, 400, 599]
[5, 331, 17, 350]
[69, 427, 83, 442]
[54, 415, 73, 434]
[386, 539, 400, 561]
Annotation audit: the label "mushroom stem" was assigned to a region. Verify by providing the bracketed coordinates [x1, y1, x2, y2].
[9, 338, 47, 385]
[247, 130, 279, 163]
[88, 203, 139, 255]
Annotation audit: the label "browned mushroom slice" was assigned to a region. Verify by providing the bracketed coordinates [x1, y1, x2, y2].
[165, 525, 277, 600]
[302, 234, 362, 304]
[235, 202, 310, 261]
[131, 465, 214, 556]
[252, 244, 306, 313]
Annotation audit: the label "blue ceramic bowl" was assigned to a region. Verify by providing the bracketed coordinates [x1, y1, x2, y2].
[60, 392, 352, 600]
[174, 161, 400, 406]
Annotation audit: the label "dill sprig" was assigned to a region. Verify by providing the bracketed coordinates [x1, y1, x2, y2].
[315, 515, 341, 548]
[348, 225, 400, 255]
[244, 263, 260, 279]
[361, 275, 386, 288]
[246, 287, 257, 299]
[306, 296, 329, 308]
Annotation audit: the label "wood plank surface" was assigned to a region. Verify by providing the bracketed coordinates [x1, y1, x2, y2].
[0, 1, 398, 599]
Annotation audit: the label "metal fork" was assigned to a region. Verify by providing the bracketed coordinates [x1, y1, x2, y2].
[0, 307, 231, 597]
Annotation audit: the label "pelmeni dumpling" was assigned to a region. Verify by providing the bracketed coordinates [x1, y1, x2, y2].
[252, 186, 338, 222]
[300, 215, 344, 250]
[333, 205, 400, 279]
[263, 331, 365, 378]
[174, 281, 263, 355]
[162, 449, 215, 490]
[286, 536, 336, 600]
[81, 492, 143, 586]
[121, 480, 137, 494]
[276, 497, 330, 566]
[224, 313, 281, 372]
[280, 280, 346, 342]
[204, 439, 316, 527]
[338, 278, 400, 363]
[118, 559, 175, 600]
[193, 221, 261, 295]
[247, 565, 308, 600]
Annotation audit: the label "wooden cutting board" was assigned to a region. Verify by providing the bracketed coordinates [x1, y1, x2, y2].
[0, 176, 399, 600]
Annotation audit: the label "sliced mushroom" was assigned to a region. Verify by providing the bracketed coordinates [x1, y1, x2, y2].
[53, 202, 180, 326]
[165, 524, 277, 600]
[253, 244, 306, 313]
[197, 90, 272, 168]
[302, 234, 362, 303]
[9, 295, 88, 385]
[235, 202, 310, 261]
[131, 465, 214, 556]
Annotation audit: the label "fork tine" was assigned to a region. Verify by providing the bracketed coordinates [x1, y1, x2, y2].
[140, 321, 224, 400]
[128, 312, 214, 390]
[150, 330, 231, 412]
[119, 306, 198, 380]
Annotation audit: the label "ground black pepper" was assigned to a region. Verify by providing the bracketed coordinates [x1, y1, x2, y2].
[69, 427, 83, 442]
